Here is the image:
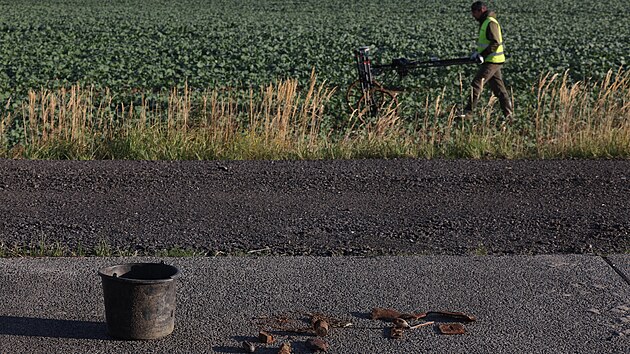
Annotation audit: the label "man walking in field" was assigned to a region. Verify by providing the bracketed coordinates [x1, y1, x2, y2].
[461, 1, 512, 120]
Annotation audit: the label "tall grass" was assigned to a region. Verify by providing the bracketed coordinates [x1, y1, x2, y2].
[1, 69, 628, 160]
[533, 69, 630, 157]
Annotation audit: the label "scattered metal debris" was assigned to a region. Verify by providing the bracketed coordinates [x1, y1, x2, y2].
[308, 312, 353, 330]
[388, 316, 436, 339]
[252, 312, 352, 353]
[391, 318, 435, 330]
[255, 312, 351, 335]
[371, 307, 475, 339]
[246, 308, 474, 351]
[392, 318, 410, 329]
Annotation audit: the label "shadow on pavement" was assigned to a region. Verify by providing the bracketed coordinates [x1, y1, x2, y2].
[0, 316, 109, 340]
[213, 335, 314, 353]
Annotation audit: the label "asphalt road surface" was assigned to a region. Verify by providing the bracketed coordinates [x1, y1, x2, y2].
[1, 159, 629, 353]
[1, 256, 629, 353]
[0, 159, 629, 255]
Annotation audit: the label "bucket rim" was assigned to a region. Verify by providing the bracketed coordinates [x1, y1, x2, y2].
[98, 262, 180, 284]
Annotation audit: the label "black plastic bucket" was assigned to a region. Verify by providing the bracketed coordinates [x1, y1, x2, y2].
[98, 262, 180, 340]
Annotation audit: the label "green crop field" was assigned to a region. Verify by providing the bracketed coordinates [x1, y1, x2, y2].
[1, 0, 627, 99]
[0, 0, 628, 159]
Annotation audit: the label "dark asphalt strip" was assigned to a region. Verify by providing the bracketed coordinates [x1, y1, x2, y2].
[602, 256, 630, 286]
[1, 159, 628, 256]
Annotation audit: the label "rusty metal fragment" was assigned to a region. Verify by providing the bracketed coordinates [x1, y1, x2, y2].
[313, 319, 329, 337]
[306, 338, 329, 352]
[278, 342, 292, 354]
[392, 318, 410, 329]
[372, 308, 475, 323]
[389, 326, 404, 339]
[258, 331, 275, 344]
[410, 321, 435, 329]
[371, 307, 421, 321]
[438, 323, 466, 335]
[308, 312, 352, 329]
[416, 311, 476, 322]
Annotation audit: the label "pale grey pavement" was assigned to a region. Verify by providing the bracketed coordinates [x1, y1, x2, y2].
[1, 255, 629, 353]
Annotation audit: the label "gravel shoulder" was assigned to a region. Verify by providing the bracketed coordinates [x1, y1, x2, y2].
[0, 159, 628, 255]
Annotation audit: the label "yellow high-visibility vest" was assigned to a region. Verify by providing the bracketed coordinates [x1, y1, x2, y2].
[477, 17, 505, 63]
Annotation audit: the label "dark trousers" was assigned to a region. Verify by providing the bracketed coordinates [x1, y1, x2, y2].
[465, 63, 512, 117]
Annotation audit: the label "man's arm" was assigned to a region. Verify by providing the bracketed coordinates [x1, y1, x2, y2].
[480, 21, 501, 58]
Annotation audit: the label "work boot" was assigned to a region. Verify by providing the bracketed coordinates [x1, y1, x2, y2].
[501, 99, 513, 122]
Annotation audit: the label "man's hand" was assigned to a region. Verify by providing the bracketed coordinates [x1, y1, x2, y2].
[470, 52, 484, 64]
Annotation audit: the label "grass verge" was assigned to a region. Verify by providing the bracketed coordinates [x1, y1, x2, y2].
[0, 69, 628, 159]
